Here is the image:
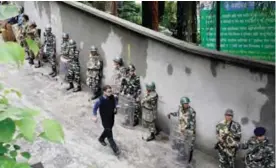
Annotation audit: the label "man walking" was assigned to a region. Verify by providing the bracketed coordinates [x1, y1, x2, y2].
[92, 85, 120, 156]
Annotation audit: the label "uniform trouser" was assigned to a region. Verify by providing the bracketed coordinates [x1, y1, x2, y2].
[218, 149, 235, 168]
[46, 50, 56, 70]
[99, 127, 118, 152]
[173, 131, 195, 161]
[143, 120, 156, 134]
[67, 64, 81, 86]
[89, 78, 101, 94]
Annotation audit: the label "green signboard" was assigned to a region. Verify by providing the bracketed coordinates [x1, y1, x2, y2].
[200, 2, 275, 62]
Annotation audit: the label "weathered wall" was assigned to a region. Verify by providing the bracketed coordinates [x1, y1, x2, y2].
[19, 1, 275, 159]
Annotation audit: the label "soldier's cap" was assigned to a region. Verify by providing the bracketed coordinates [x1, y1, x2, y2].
[224, 109, 234, 116]
[254, 127, 266, 137]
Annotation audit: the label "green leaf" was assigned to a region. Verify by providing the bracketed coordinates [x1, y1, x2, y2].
[20, 152, 31, 160]
[0, 146, 8, 155]
[41, 119, 64, 143]
[0, 118, 16, 143]
[14, 163, 31, 168]
[0, 42, 25, 67]
[13, 145, 20, 150]
[15, 118, 36, 142]
[0, 156, 16, 168]
[0, 107, 40, 121]
[4, 144, 10, 148]
[0, 5, 19, 20]
[0, 96, 9, 105]
[25, 38, 39, 56]
[0, 83, 3, 91]
[9, 150, 17, 158]
[9, 89, 22, 98]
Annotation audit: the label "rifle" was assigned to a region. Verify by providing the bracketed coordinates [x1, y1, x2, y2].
[214, 121, 233, 151]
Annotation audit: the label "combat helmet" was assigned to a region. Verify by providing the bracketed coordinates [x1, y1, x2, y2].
[62, 32, 69, 39]
[45, 24, 51, 32]
[90, 45, 97, 52]
[180, 97, 190, 105]
[128, 64, 136, 72]
[68, 39, 77, 48]
[146, 82, 156, 91]
[113, 56, 123, 65]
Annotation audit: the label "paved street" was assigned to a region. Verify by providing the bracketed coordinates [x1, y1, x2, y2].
[0, 62, 218, 168]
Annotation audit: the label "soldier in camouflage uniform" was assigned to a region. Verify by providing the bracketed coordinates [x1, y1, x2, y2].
[66, 39, 81, 92]
[86, 46, 103, 100]
[26, 21, 41, 66]
[42, 25, 57, 77]
[60, 33, 70, 80]
[112, 56, 127, 97]
[238, 127, 275, 168]
[18, 15, 29, 60]
[121, 64, 141, 126]
[215, 109, 242, 168]
[61, 33, 70, 59]
[141, 82, 158, 141]
[167, 97, 196, 163]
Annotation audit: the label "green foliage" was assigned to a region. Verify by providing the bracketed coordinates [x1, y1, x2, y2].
[118, 1, 142, 25]
[0, 4, 19, 21]
[160, 1, 177, 31]
[25, 38, 39, 56]
[0, 5, 64, 167]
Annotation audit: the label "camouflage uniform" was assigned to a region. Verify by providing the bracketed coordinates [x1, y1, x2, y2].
[42, 25, 57, 77]
[26, 21, 41, 66]
[112, 56, 127, 97]
[66, 39, 81, 92]
[141, 82, 158, 141]
[121, 64, 141, 126]
[86, 46, 103, 100]
[60, 33, 70, 80]
[19, 21, 29, 59]
[61, 33, 70, 59]
[239, 127, 275, 168]
[169, 97, 196, 162]
[215, 109, 241, 168]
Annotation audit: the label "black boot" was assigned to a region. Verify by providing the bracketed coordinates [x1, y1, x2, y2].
[66, 82, 74, 91]
[146, 132, 155, 142]
[35, 60, 41, 68]
[28, 57, 34, 65]
[73, 85, 81, 92]
[49, 66, 57, 77]
[98, 138, 107, 146]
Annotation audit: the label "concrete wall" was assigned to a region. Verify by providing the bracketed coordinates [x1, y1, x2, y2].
[19, 1, 275, 158]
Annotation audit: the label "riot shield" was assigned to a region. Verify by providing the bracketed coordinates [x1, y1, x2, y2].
[169, 116, 193, 164]
[118, 95, 136, 128]
[59, 55, 69, 82]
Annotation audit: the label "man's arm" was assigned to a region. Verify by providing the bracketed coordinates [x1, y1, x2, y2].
[92, 99, 101, 116]
[266, 144, 275, 168]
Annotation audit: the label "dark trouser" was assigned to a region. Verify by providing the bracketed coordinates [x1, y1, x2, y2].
[99, 128, 118, 152]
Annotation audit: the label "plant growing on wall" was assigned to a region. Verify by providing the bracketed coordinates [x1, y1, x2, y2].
[0, 5, 64, 168]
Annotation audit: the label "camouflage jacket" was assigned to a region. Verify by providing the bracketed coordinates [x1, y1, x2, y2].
[113, 66, 127, 86]
[216, 120, 241, 155]
[43, 32, 56, 50]
[239, 137, 275, 168]
[141, 91, 158, 111]
[121, 74, 141, 99]
[26, 27, 40, 46]
[178, 106, 196, 133]
[61, 40, 69, 56]
[68, 48, 80, 65]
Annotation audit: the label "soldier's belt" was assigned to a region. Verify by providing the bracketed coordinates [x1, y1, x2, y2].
[142, 106, 153, 111]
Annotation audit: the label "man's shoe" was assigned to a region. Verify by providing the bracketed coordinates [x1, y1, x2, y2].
[73, 86, 81, 92]
[113, 148, 120, 156]
[66, 83, 74, 91]
[98, 139, 107, 146]
[146, 133, 155, 142]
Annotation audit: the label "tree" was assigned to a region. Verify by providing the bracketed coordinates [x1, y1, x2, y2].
[142, 1, 159, 31]
[118, 1, 141, 25]
[0, 5, 64, 168]
[176, 1, 197, 42]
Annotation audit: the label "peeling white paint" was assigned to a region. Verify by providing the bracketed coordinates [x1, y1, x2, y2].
[101, 28, 123, 85]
